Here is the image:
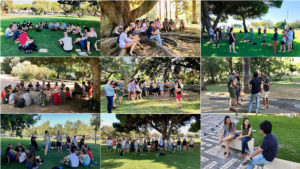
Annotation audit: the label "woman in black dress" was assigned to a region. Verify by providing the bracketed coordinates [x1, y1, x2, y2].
[229, 27, 237, 53]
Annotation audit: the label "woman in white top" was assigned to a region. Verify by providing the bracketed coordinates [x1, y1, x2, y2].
[119, 25, 138, 56]
[43, 130, 50, 156]
[135, 82, 142, 101]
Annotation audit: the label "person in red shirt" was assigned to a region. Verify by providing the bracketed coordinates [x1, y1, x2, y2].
[1, 87, 10, 103]
[65, 87, 72, 100]
[19, 30, 34, 47]
[85, 145, 93, 161]
[50, 89, 61, 105]
[113, 139, 117, 152]
[88, 81, 93, 98]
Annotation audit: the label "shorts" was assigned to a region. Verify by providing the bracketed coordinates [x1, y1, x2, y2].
[189, 145, 194, 148]
[57, 142, 62, 147]
[287, 39, 293, 45]
[82, 162, 89, 167]
[262, 91, 269, 99]
[176, 93, 182, 99]
[122, 145, 125, 149]
[281, 40, 286, 45]
[108, 145, 112, 149]
[228, 87, 237, 98]
[258, 32, 261, 35]
[87, 37, 97, 45]
[146, 87, 150, 91]
[136, 91, 141, 94]
[130, 91, 134, 95]
[113, 146, 116, 149]
[263, 33, 266, 37]
[160, 145, 163, 148]
[117, 90, 123, 97]
[235, 88, 240, 97]
[273, 40, 278, 46]
[209, 34, 213, 38]
[147, 145, 151, 149]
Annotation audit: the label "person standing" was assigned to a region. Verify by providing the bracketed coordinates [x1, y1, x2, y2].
[258, 27, 261, 39]
[209, 26, 214, 43]
[248, 72, 262, 113]
[227, 73, 238, 112]
[229, 28, 237, 53]
[262, 72, 270, 109]
[272, 28, 278, 55]
[56, 131, 63, 154]
[105, 80, 114, 113]
[287, 28, 294, 52]
[43, 130, 50, 157]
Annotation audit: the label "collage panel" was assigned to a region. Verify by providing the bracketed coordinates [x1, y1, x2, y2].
[0, 57, 100, 113]
[201, 57, 300, 114]
[201, 113, 300, 169]
[100, 114, 200, 169]
[1, 1, 100, 57]
[201, 0, 299, 57]
[100, 57, 200, 114]
[99, 0, 200, 57]
[0, 113, 100, 169]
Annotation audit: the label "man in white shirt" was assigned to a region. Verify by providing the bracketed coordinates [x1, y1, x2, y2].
[107, 138, 113, 152]
[59, 32, 73, 52]
[62, 148, 79, 168]
[23, 89, 34, 106]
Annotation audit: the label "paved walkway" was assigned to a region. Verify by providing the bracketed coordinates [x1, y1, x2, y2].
[201, 114, 258, 169]
[201, 92, 300, 113]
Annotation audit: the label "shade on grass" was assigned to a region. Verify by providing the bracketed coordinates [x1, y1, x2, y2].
[100, 141, 200, 169]
[0, 15, 100, 57]
[0, 137, 100, 169]
[236, 115, 300, 163]
[201, 29, 300, 57]
[100, 95, 200, 114]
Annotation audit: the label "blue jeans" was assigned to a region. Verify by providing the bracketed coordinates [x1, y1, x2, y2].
[106, 96, 113, 113]
[248, 93, 260, 113]
[168, 145, 172, 152]
[251, 32, 253, 39]
[150, 34, 162, 45]
[244, 33, 248, 39]
[177, 145, 181, 152]
[247, 150, 270, 169]
[241, 137, 251, 154]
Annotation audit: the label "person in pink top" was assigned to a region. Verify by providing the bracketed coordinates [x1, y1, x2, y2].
[154, 18, 161, 31]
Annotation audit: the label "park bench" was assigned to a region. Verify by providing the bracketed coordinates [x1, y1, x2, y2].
[221, 130, 254, 151]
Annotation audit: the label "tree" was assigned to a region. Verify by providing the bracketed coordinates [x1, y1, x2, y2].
[273, 21, 286, 29]
[1, 114, 40, 137]
[242, 57, 251, 93]
[113, 115, 198, 139]
[90, 114, 100, 146]
[192, 0, 198, 24]
[2, 0, 14, 11]
[32, 0, 51, 14]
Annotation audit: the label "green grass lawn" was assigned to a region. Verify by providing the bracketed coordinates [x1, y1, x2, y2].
[0, 15, 100, 57]
[100, 141, 200, 169]
[100, 95, 200, 114]
[201, 29, 300, 57]
[236, 115, 300, 163]
[1, 137, 100, 169]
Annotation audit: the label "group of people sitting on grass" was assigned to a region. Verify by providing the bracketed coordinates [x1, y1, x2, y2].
[106, 137, 194, 155]
[5, 131, 96, 168]
[208, 26, 295, 55]
[227, 71, 270, 113]
[104, 77, 184, 113]
[113, 17, 186, 56]
[1, 81, 93, 108]
[4, 20, 99, 54]
[218, 116, 278, 169]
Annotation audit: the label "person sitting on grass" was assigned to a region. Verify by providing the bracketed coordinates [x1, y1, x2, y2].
[43, 21, 48, 29]
[243, 120, 278, 169]
[22, 21, 28, 31]
[5, 24, 14, 39]
[272, 28, 278, 55]
[59, 32, 73, 52]
[62, 148, 79, 168]
[25, 150, 38, 169]
[19, 147, 27, 164]
[147, 21, 162, 45]
[50, 89, 61, 105]
[179, 20, 185, 31]
[23, 89, 34, 106]
[59, 88, 66, 103]
[12, 27, 21, 42]
[72, 25, 81, 35]
[65, 87, 72, 100]
[85, 145, 93, 162]
[15, 142, 23, 152]
[236, 118, 253, 159]
[38, 20, 43, 28]
[6, 144, 17, 164]
[60, 21, 67, 30]
[65, 136, 72, 151]
[84, 27, 97, 55]
[20, 29, 34, 48]
[49, 21, 55, 30]
[27, 21, 34, 29]
[54, 21, 60, 30]
[8, 89, 18, 104]
[31, 135, 39, 151]
[36, 25, 42, 32]
[218, 116, 236, 158]
[79, 148, 90, 167]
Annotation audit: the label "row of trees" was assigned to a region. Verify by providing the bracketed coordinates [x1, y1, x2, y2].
[251, 20, 300, 29]
[1, 0, 100, 16]
[201, 57, 300, 91]
[101, 57, 200, 86]
[1, 114, 100, 144]
[201, 1, 283, 32]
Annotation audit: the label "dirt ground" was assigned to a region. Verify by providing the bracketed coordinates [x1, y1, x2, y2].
[1, 74, 96, 113]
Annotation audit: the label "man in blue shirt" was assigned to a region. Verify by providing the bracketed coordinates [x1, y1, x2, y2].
[147, 21, 162, 45]
[243, 120, 278, 169]
[105, 80, 115, 113]
[248, 72, 261, 113]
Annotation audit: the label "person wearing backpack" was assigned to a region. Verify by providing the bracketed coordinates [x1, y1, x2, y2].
[37, 89, 47, 107]
[23, 89, 34, 106]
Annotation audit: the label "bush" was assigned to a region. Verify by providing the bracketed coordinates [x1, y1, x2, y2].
[270, 72, 285, 81]
[11, 61, 57, 81]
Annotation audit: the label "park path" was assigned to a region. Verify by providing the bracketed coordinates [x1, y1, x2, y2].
[201, 92, 300, 113]
[201, 114, 261, 169]
[1, 74, 92, 113]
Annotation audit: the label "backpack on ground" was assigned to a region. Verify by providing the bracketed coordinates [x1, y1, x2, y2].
[14, 98, 25, 108]
[37, 93, 47, 107]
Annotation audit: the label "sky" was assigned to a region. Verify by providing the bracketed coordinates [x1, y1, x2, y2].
[100, 114, 196, 135]
[35, 113, 93, 127]
[217, 1, 300, 26]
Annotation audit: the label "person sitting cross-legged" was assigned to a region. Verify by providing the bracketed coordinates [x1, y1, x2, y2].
[61, 147, 79, 168]
[59, 32, 73, 52]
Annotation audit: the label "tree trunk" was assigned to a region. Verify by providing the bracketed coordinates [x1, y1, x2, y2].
[100, 1, 158, 37]
[94, 129, 97, 147]
[200, 57, 206, 90]
[242, 57, 251, 93]
[89, 58, 100, 102]
[159, 0, 161, 19]
[192, 0, 198, 24]
[165, 0, 168, 18]
[242, 16, 247, 30]
[226, 58, 233, 73]
[169, 0, 171, 19]
[210, 68, 215, 83]
[201, 1, 211, 32]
